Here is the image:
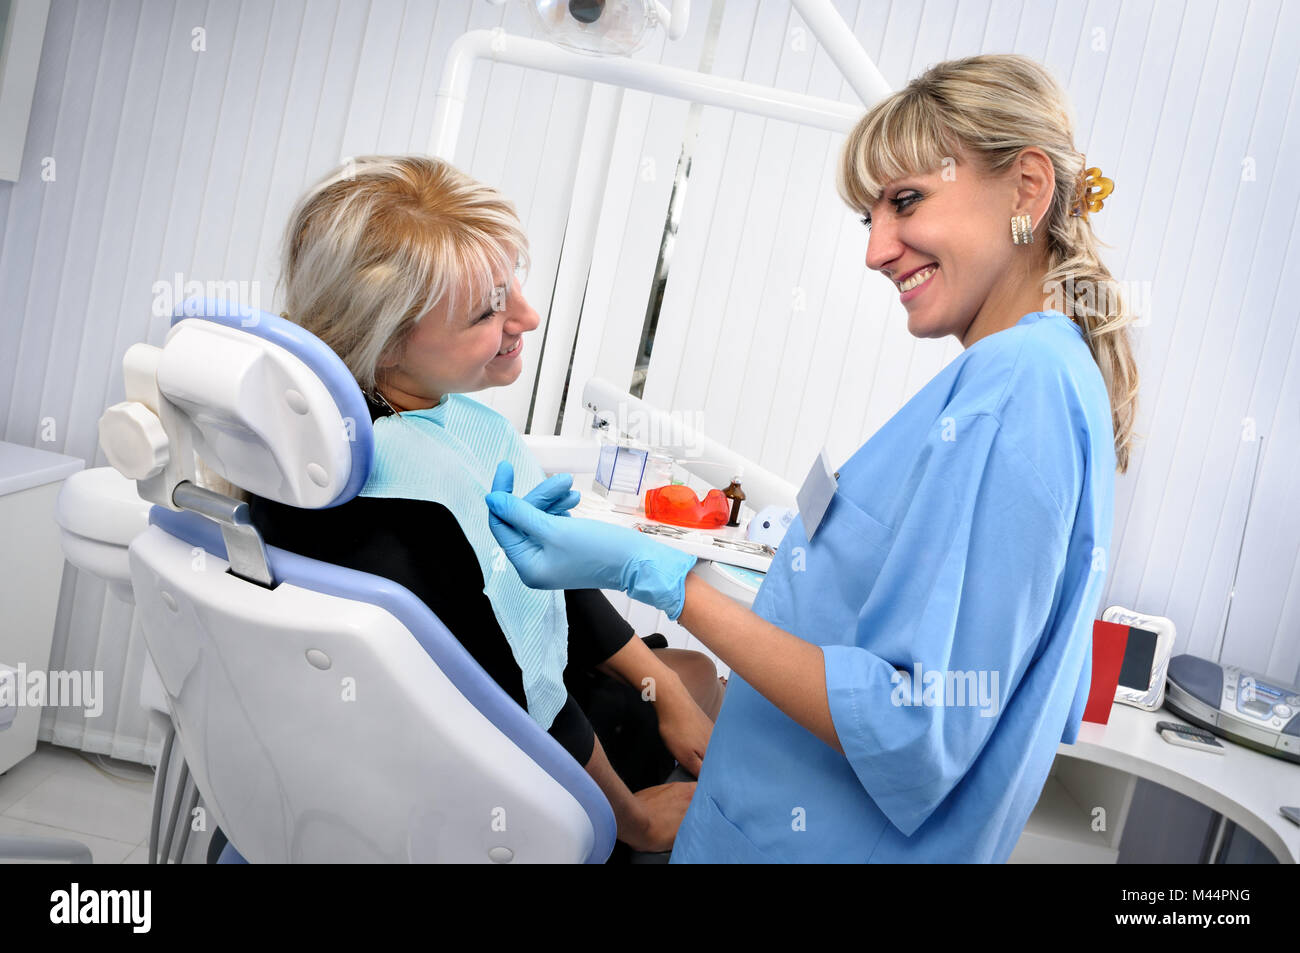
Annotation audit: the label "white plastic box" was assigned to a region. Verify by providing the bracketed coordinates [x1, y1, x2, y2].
[0, 441, 83, 774]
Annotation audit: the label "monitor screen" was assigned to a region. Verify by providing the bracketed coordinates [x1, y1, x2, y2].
[1117, 626, 1158, 690]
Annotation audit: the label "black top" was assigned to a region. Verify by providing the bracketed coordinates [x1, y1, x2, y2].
[245, 394, 637, 767]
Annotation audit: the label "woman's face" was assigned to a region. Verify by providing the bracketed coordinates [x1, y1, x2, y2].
[863, 150, 1047, 346]
[378, 270, 540, 410]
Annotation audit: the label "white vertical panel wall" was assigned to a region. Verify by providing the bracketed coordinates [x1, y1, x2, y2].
[619, 0, 1299, 688]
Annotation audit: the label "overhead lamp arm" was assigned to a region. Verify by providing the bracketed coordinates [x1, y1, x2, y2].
[430, 28, 881, 159]
[790, 0, 889, 108]
[651, 0, 690, 40]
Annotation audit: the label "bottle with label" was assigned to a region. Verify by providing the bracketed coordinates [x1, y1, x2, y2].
[722, 473, 746, 527]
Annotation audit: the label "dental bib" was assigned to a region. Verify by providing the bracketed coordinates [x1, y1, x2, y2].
[361, 394, 568, 730]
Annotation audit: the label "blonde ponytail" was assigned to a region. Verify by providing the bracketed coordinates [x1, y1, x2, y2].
[1042, 215, 1139, 473]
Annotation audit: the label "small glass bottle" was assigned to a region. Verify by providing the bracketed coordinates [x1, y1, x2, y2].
[722, 473, 746, 527]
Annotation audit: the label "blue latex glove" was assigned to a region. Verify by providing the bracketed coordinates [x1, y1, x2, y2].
[486, 461, 697, 619]
[518, 470, 582, 517]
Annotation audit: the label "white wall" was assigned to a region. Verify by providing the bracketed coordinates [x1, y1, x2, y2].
[1, 0, 1297, 770]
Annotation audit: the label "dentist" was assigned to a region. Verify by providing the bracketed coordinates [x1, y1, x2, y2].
[486, 55, 1137, 862]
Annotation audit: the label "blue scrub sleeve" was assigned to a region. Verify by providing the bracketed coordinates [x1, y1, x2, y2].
[823, 412, 1071, 837]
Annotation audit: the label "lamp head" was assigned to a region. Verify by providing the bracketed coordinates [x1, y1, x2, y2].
[524, 0, 655, 55]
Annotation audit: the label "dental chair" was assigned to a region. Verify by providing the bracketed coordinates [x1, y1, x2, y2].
[58, 300, 616, 863]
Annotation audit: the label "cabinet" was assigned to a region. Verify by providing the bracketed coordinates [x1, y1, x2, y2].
[0, 441, 83, 774]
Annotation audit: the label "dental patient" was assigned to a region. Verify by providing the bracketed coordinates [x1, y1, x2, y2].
[248, 155, 722, 857]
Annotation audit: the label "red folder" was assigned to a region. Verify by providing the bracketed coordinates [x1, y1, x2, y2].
[1084, 620, 1130, 724]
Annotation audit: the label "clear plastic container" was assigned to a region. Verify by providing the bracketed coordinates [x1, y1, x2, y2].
[643, 453, 674, 497]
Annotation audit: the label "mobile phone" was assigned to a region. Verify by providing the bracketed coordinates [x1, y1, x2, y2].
[1156, 720, 1225, 754]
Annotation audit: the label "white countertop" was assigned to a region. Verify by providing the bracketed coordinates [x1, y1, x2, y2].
[0, 441, 84, 496]
[1060, 702, 1300, 863]
[571, 473, 774, 573]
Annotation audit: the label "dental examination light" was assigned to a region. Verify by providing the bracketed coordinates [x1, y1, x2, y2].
[523, 0, 690, 55]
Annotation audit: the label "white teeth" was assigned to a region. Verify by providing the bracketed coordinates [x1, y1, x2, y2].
[898, 265, 937, 292]
[498, 340, 519, 356]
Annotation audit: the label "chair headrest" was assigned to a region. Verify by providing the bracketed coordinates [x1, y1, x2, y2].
[159, 299, 373, 508]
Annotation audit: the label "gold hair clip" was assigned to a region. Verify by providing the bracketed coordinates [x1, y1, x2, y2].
[1071, 166, 1114, 219]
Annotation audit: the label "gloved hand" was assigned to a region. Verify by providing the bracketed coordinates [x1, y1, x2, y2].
[518, 470, 582, 517]
[486, 461, 697, 619]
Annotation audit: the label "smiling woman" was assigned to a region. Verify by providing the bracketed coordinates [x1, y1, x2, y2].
[481, 54, 1133, 864]
[278, 156, 534, 406]
[247, 156, 721, 859]
[375, 268, 540, 411]
[839, 54, 1139, 473]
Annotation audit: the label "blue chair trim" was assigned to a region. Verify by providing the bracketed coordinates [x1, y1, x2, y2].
[217, 842, 248, 864]
[150, 507, 617, 864]
[169, 299, 373, 508]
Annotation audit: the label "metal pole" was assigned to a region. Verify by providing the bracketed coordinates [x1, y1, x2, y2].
[1213, 434, 1265, 664]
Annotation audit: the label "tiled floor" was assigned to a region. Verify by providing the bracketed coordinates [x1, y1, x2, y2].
[0, 742, 157, 863]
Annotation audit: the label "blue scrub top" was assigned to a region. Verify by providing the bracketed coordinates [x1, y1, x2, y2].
[671, 311, 1116, 863]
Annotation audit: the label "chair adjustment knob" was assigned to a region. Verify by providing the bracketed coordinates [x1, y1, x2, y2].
[99, 401, 170, 480]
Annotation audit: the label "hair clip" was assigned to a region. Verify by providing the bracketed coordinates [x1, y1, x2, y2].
[1071, 166, 1114, 219]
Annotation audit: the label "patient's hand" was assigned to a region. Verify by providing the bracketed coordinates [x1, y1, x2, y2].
[627, 781, 696, 853]
[655, 688, 714, 777]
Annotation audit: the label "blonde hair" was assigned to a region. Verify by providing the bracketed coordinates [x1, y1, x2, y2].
[838, 55, 1138, 473]
[280, 155, 530, 396]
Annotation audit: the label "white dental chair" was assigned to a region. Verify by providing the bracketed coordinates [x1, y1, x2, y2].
[59, 299, 616, 863]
